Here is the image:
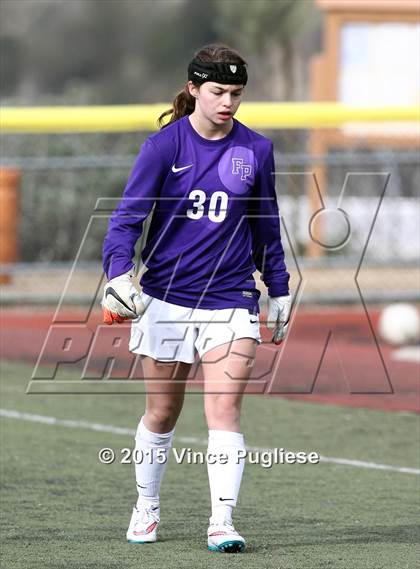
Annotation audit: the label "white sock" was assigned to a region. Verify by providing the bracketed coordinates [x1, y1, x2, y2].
[134, 415, 175, 510]
[206, 429, 246, 525]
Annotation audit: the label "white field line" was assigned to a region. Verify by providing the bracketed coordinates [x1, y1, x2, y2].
[1, 408, 419, 475]
[391, 346, 420, 363]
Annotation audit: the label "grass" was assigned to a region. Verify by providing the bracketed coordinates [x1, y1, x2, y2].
[0, 359, 419, 569]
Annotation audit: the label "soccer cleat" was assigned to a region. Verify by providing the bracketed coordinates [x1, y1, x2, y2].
[207, 520, 246, 553]
[126, 504, 160, 543]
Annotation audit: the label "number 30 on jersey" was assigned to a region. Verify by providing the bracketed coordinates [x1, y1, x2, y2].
[186, 189, 228, 223]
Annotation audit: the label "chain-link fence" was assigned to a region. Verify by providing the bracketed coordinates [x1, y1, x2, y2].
[1, 129, 418, 305]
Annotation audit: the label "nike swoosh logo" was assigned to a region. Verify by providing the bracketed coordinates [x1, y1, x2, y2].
[172, 164, 193, 173]
[250, 318, 258, 324]
[219, 497, 234, 501]
[106, 287, 136, 315]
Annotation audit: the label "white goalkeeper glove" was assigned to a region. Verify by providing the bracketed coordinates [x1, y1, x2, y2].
[101, 269, 145, 325]
[267, 294, 292, 344]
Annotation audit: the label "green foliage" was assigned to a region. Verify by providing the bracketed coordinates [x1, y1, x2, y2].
[0, 0, 320, 104]
[214, 0, 318, 53]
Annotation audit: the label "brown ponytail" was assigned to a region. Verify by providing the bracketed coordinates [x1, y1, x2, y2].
[157, 43, 247, 129]
[157, 84, 196, 129]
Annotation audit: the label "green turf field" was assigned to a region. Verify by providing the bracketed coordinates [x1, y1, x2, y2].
[1, 360, 418, 569]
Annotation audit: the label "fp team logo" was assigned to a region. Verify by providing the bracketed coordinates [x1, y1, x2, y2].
[231, 158, 252, 180]
[218, 146, 256, 194]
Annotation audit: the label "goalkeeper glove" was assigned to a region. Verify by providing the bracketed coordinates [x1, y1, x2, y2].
[267, 294, 292, 344]
[101, 269, 145, 325]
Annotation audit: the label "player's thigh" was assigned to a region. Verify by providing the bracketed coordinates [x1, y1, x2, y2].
[202, 338, 257, 428]
[202, 337, 258, 398]
[141, 356, 191, 412]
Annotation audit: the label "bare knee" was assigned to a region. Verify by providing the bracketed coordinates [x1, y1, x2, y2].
[205, 395, 242, 431]
[144, 401, 183, 433]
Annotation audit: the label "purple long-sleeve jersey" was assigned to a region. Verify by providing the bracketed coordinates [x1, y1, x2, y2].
[102, 114, 289, 312]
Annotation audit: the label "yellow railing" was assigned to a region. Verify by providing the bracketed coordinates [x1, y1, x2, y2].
[1, 103, 419, 133]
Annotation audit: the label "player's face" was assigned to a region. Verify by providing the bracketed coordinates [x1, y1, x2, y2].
[192, 82, 244, 125]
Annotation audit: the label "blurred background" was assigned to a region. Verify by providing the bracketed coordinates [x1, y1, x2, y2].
[1, 0, 319, 104]
[1, 5, 419, 567]
[0, 0, 419, 405]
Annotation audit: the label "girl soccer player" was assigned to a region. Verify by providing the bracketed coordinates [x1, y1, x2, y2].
[101, 43, 291, 553]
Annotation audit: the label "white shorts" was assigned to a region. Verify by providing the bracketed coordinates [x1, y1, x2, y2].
[129, 292, 262, 364]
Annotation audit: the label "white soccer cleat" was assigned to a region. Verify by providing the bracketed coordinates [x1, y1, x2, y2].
[126, 504, 160, 544]
[207, 520, 246, 553]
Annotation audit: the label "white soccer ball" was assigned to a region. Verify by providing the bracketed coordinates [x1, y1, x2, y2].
[378, 303, 420, 346]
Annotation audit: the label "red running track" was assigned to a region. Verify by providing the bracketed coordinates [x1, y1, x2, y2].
[1, 307, 418, 413]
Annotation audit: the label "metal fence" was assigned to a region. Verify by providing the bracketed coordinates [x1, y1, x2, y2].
[1, 130, 419, 305]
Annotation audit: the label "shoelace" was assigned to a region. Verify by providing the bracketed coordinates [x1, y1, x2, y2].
[210, 521, 237, 534]
[135, 506, 160, 527]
